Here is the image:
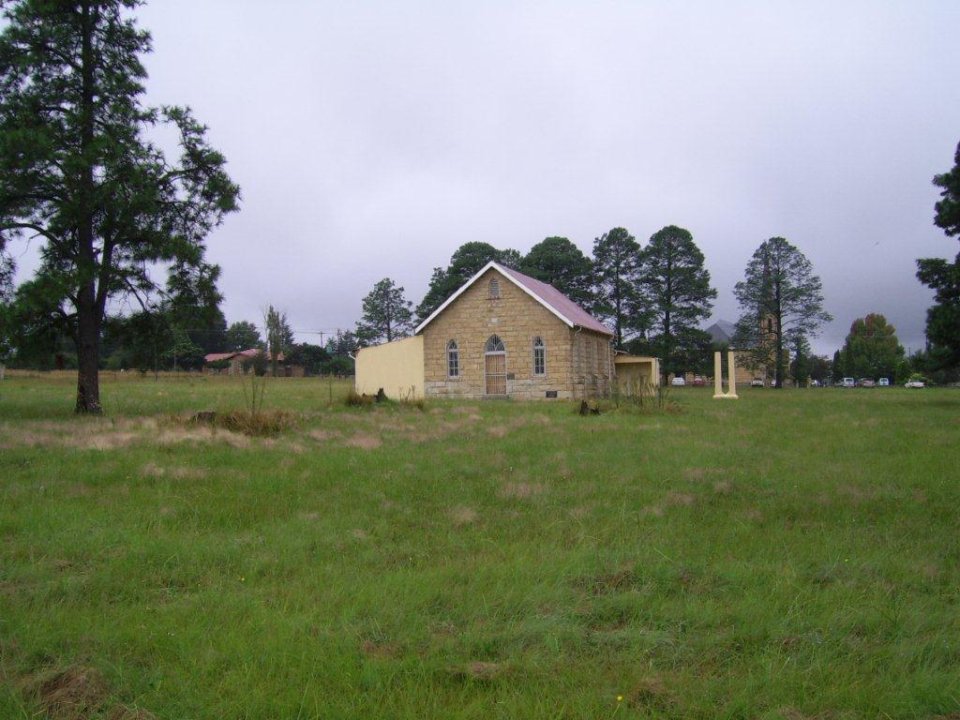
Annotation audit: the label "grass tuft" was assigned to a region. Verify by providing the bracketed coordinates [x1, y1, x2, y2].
[208, 409, 298, 436]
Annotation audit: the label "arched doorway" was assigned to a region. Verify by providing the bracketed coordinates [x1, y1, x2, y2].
[484, 335, 507, 396]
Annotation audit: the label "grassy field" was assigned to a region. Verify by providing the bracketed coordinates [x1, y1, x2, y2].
[0, 373, 958, 719]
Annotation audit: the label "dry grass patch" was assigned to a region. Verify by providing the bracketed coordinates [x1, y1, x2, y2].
[449, 405, 481, 416]
[308, 428, 341, 442]
[683, 466, 728, 482]
[0, 418, 160, 450]
[106, 707, 158, 720]
[448, 506, 478, 526]
[19, 664, 157, 720]
[139, 462, 208, 480]
[27, 665, 109, 720]
[344, 434, 382, 450]
[448, 661, 503, 682]
[360, 639, 400, 660]
[624, 675, 673, 711]
[665, 491, 696, 506]
[499, 482, 546, 500]
[712, 479, 734, 495]
[159, 427, 251, 448]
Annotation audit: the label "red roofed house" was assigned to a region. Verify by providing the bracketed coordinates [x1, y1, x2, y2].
[356, 261, 657, 400]
[204, 348, 277, 375]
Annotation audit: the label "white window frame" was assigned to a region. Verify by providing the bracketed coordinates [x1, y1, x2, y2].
[533, 336, 546, 376]
[447, 340, 459, 378]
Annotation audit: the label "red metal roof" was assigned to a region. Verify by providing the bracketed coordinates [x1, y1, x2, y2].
[498, 264, 612, 336]
[203, 348, 281, 363]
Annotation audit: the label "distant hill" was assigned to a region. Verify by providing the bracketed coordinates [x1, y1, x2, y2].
[705, 319, 737, 345]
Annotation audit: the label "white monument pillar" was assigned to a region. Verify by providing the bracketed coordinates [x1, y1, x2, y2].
[726, 350, 738, 398]
[713, 350, 738, 400]
[713, 352, 723, 396]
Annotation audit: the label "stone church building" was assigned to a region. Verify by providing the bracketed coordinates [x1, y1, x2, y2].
[355, 261, 657, 400]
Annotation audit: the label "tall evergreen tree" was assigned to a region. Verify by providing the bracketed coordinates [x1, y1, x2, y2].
[916, 139, 960, 369]
[592, 227, 645, 348]
[734, 237, 831, 388]
[0, 0, 239, 412]
[520, 236, 594, 307]
[637, 225, 716, 379]
[264, 305, 293, 377]
[356, 277, 413, 345]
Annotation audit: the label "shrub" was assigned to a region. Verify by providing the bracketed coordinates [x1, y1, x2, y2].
[215, 409, 297, 436]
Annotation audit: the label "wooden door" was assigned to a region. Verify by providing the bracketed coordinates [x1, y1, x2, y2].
[485, 353, 506, 396]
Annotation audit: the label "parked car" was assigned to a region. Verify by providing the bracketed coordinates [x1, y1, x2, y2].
[692, 375, 705, 387]
[841, 377, 856, 388]
[859, 378, 876, 388]
[904, 379, 925, 388]
[750, 378, 764, 387]
[670, 376, 685, 387]
[877, 377, 890, 387]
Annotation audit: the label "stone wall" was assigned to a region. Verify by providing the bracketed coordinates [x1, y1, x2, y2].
[571, 329, 614, 398]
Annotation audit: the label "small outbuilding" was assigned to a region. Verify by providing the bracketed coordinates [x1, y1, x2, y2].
[356, 261, 659, 400]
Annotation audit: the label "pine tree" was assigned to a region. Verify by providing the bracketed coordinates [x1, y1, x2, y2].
[357, 278, 413, 345]
[592, 227, 646, 348]
[637, 226, 716, 379]
[734, 238, 831, 387]
[0, 0, 239, 412]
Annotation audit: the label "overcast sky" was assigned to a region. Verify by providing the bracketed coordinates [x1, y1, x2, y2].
[18, 1, 960, 356]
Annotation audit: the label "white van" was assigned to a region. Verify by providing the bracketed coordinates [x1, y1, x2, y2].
[841, 377, 856, 388]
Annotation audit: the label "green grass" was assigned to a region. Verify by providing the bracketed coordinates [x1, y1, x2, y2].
[1, 374, 958, 719]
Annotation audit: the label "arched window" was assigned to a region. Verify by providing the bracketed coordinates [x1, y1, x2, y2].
[485, 335, 505, 353]
[533, 336, 545, 376]
[447, 340, 459, 378]
[489, 277, 500, 299]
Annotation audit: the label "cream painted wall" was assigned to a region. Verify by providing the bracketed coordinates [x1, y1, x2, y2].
[613, 356, 661, 394]
[355, 335, 425, 400]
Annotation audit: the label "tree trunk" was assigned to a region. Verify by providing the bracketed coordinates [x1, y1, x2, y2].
[774, 325, 785, 389]
[74, 1, 102, 414]
[75, 290, 102, 413]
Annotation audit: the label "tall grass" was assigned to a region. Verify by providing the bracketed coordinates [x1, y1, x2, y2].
[0, 375, 957, 718]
